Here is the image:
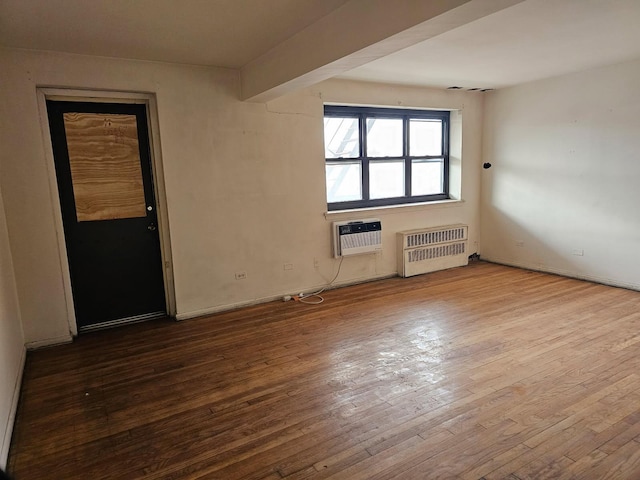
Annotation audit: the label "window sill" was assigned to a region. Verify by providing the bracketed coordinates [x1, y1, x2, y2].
[324, 198, 465, 219]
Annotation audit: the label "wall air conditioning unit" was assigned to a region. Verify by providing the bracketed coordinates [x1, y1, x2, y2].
[397, 224, 468, 277]
[333, 219, 382, 258]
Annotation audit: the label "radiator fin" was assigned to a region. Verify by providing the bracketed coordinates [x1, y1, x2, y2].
[406, 226, 467, 248]
[407, 242, 466, 263]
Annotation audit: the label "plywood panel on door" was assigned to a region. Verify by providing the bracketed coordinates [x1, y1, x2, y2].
[63, 112, 147, 222]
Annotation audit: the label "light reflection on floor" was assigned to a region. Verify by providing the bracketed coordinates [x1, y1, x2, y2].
[323, 314, 458, 413]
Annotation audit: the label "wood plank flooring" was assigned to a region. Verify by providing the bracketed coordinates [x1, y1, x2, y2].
[8, 261, 640, 479]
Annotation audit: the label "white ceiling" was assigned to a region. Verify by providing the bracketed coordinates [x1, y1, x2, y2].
[339, 0, 640, 90]
[2, 0, 640, 92]
[0, 0, 350, 68]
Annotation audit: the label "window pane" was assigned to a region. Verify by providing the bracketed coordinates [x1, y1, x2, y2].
[410, 119, 442, 156]
[326, 161, 362, 203]
[370, 161, 404, 199]
[366, 118, 403, 157]
[412, 159, 444, 195]
[324, 117, 359, 158]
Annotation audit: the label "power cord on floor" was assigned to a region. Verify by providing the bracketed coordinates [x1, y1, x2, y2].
[294, 256, 345, 305]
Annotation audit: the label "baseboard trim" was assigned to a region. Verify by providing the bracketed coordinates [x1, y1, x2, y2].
[1, 346, 26, 470]
[25, 334, 73, 350]
[176, 272, 398, 321]
[482, 257, 640, 292]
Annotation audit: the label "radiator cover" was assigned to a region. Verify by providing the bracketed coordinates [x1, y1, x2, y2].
[397, 224, 468, 277]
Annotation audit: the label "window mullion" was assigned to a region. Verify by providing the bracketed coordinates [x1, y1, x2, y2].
[362, 158, 370, 201]
[404, 117, 411, 198]
[442, 117, 449, 197]
[360, 114, 370, 201]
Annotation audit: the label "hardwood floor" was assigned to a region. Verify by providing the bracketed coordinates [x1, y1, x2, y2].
[8, 262, 640, 479]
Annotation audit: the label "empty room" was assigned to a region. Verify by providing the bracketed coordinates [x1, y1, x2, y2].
[1, 0, 640, 478]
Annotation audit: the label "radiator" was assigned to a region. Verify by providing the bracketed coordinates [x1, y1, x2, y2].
[397, 224, 468, 277]
[333, 219, 382, 257]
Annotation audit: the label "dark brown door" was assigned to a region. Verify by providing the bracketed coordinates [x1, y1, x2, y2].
[47, 100, 166, 331]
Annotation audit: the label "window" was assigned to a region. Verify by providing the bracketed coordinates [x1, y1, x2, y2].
[324, 105, 450, 210]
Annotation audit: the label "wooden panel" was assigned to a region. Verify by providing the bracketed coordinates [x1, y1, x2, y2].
[63, 112, 146, 222]
[7, 262, 640, 479]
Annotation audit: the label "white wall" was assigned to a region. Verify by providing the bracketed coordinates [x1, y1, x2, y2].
[0, 48, 483, 344]
[0, 180, 25, 468]
[481, 58, 640, 289]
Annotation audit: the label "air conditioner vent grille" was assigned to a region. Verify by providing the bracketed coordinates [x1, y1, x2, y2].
[341, 230, 381, 251]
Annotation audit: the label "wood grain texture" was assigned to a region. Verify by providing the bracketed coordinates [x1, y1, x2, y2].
[8, 262, 640, 479]
[63, 112, 146, 222]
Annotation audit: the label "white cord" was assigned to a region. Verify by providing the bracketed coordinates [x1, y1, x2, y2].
[298, 256, 345, 305]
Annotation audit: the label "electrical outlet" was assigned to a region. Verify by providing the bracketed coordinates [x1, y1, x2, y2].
[235, 271, 247, 280]
[572, 249, 584, 256]
[313, 258, 320, 269]
[283, 263, 293, 271]
[515, 240, 524, 247]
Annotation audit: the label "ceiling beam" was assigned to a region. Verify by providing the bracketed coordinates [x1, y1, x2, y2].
[240, 0, 524, 103]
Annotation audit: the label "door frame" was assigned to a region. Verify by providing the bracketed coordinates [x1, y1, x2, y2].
[37, 88, 176, 335]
